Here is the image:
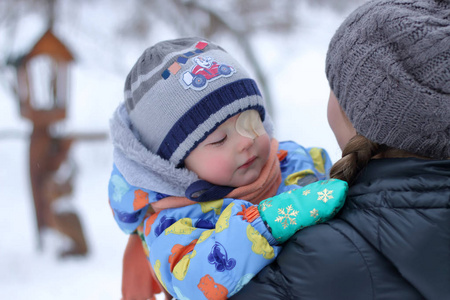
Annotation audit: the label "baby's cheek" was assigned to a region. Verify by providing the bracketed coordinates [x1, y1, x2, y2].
[257, 134, 271, 160]
[202, 157, 234, 186]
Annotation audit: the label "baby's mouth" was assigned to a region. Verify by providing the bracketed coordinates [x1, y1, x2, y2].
[239, 156, 256, 169]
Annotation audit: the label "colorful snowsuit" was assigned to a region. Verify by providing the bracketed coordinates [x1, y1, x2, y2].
[108, 103, 344, 299]
[109, 142, 341, 299]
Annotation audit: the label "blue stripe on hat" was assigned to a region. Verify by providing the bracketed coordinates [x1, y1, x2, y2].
[156, 78, 264, 164]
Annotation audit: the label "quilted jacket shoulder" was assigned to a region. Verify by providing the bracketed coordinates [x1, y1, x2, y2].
[232, 158, 450, 300]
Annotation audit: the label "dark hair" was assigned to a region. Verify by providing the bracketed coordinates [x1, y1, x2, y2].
[330, 134, 431, 186]
[329, 135, 382, 186]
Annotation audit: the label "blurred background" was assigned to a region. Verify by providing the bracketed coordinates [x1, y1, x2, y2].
[0, 0, 366, 299]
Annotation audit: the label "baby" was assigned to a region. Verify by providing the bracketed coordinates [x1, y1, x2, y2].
[108, 37, 347, 300]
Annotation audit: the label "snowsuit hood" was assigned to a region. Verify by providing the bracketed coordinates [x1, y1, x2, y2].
[110, 103, 199, 197]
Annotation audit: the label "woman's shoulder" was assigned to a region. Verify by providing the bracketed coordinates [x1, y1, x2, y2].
[282, 221, 374, 282]
[233, 221, 375, 299]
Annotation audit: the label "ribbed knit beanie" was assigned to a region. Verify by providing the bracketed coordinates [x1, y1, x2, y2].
[125, 37, 268, 166]
[326, 0, 450, 159]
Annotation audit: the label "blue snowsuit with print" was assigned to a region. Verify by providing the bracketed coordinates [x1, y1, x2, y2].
[108, 104, 336, 300]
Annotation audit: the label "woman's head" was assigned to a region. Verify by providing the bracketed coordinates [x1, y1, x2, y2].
[326, 0, 450, 160]
[327, 90, 356, 151]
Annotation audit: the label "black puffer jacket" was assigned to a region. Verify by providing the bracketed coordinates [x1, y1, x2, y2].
[232, 158, 450, 300]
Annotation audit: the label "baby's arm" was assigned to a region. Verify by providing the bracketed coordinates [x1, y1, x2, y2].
[144, 198, 280, 300]
[144, 179, 347, 299]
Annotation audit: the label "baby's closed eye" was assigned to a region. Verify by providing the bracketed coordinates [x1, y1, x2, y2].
[209, 135, 227, 146]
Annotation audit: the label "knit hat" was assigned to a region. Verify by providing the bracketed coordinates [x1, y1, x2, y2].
[125, 37, 268, 166]
[326, 0, 450, 159]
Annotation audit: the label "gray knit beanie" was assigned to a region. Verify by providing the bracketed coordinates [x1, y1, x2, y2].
[326, 0, 450, 159]
[125, 37, 268, 166]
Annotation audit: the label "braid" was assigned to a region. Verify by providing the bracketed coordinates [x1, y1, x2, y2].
[330, 135, 386, 186]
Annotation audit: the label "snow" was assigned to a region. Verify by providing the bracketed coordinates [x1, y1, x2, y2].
[0, 3, 352, 299]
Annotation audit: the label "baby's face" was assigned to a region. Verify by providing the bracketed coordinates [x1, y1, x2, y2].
[185, 110, 270, 187]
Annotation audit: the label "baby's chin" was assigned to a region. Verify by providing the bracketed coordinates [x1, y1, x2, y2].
[229, 170, 260, 188]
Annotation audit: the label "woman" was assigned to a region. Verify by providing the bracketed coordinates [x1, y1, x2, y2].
[232, 0, 450, 299]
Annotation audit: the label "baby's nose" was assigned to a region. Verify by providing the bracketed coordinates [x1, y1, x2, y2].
[237, 135, 254, 151]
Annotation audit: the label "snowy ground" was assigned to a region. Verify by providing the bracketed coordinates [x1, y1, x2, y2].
[0, 3, 352, 299]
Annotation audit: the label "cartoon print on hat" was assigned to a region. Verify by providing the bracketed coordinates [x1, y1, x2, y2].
[180, 56, 236, 90]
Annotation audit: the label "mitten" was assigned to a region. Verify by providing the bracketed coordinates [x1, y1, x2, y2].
[258, 179, 347, 243]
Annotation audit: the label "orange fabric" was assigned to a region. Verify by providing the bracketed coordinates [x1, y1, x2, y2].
[277, 149, 288, 161]
[198, 274, 228, 300]
[122, 138, 282, 299]
[133, 189, 149, 210]
[168, 239, 198, 273]
[150, 195, 197, 212]
[236, 204, 260, 223]
[226, 139, 281, 204]
[121, 234, 162, 300]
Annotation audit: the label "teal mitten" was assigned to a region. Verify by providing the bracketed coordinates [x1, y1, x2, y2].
[258, 179, 348, 243]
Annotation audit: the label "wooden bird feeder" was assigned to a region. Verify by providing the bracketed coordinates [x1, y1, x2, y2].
[13, 29, 74, 127]
[8, 29, 91, 256]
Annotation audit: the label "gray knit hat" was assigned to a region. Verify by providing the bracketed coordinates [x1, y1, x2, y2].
[125, 37, 268, 166]
[326, 0, 450, 159]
